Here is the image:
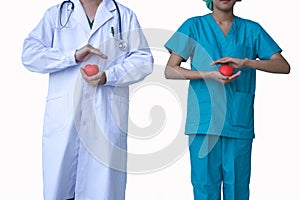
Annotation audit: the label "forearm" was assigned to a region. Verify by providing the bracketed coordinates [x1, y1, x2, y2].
[165, 65, 209, 80]
[165, 52, 211, 80]
[104, 51, 153, 86]
[244, 55, 290, 74]
[22, 41, 77, 74]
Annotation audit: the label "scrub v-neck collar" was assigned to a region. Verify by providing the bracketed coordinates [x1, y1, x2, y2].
[208, 13, 236, 41]
[86, 15, 94, 29]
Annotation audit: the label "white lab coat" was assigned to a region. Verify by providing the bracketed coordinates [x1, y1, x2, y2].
[22, 0, 153, 199]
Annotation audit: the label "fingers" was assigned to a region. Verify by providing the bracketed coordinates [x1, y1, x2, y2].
[212, 57, 246, 69]
[221, 71, 242, 84]
[231, 71, 242, 79]
[76, 44, 108, 62]
[89, 47, 108, 59]
[85, 44, 108, 59]
[211, 56, 232, 65]
[80, 68, 105, 87]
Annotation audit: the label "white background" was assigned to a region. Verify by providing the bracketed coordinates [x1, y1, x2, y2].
[1, 0, 299, 199]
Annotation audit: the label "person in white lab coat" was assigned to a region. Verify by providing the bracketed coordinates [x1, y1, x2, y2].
[22, 0, 153, 199]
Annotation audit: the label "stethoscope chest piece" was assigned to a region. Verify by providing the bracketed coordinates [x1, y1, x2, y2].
[118, 40, 127, 51]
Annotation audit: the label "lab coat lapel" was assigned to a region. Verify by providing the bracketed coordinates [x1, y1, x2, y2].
[72, 0, 91, 34]
[90, 0, 115, 36]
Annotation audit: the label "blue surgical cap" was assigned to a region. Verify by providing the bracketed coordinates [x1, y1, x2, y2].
[203, 0, 241, 11]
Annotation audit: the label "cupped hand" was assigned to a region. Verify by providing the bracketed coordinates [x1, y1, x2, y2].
[75, 44, 108, 62]
[80, 68, 107, 87]
[207, 70, 242, 84]
[211, 56, 247, 69]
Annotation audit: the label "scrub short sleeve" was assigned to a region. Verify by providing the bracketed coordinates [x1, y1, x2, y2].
[255, 24, 282, 60]
[164, 19, 195, 61]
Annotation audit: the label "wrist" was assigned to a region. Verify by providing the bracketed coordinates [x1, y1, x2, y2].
[243, 58, 253, 68]
[74, 49, 79, 63]
[100, 72, 107, 85]
[202, 71, 213, 79]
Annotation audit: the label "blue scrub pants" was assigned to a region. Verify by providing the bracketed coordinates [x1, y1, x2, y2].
[189, 135, 253, 200]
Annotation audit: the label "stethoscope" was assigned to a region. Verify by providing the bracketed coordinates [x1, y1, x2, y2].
[59, 0, 127, 50]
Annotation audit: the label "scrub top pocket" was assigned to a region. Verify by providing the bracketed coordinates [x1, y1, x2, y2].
[233, 68, 256, 94]
[231, 92, 254, 128]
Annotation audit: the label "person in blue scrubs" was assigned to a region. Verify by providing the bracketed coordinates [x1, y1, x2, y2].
[164, 0, 290, 199]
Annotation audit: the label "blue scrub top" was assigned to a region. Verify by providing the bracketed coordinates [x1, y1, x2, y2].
[165, 14, 282, 139]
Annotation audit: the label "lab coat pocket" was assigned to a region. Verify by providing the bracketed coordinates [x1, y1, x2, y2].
[43, 93, 69, 134]
[109, 94, 129, 134]
[231, 92, 254, 128]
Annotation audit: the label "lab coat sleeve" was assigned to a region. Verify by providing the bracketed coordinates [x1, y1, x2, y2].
[21, 7, 77, 74]
[104, 12, 153, 87]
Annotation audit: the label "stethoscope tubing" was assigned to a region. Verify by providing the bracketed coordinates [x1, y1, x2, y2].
[59, 0, 123, 41]
[59, 0, 74, 28]
[112, 0, 122, 40]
